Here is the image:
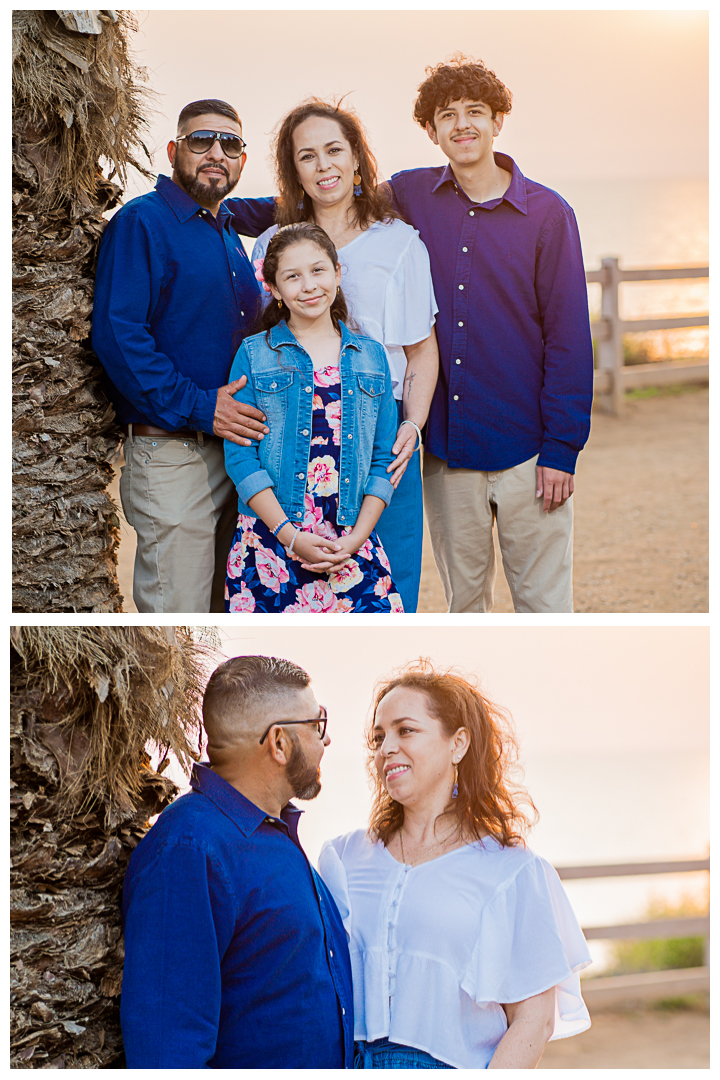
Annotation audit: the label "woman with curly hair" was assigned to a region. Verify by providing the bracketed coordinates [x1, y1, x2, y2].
[318, 662, 591, 1068]
[252, 99, 439, 613]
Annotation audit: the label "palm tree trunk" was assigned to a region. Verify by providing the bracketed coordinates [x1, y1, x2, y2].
[12, 11, 153, 612]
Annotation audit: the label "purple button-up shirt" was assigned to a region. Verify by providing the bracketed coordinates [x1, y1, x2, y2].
[389, 153, 593, 473]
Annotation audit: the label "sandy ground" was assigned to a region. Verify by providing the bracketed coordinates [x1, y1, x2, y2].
[112, 388, 708, 614]
[538, 1001, 710, 1069]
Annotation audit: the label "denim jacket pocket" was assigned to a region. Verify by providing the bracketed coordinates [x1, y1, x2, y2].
[356, 373, 386, 398]
[253, 370, 295, 394]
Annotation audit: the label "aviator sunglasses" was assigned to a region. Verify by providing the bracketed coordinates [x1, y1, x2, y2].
[175, 130, 247, 159]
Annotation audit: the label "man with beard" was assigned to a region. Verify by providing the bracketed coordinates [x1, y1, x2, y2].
[120, 655, 353, 1069]
[92, 100, 276, 613]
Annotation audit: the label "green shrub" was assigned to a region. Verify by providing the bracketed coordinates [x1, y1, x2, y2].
[607, 895, 707, 976]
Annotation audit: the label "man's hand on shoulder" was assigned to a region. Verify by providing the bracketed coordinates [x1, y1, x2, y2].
[535, 466, 574, 513]
[214, 375, 270, 445]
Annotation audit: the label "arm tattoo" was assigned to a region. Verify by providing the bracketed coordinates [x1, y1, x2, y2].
[405, 371, 416, 397]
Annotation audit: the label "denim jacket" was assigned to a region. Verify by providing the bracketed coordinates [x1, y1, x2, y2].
[224, 320, 397, 528]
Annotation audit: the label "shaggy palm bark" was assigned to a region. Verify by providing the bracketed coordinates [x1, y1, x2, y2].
[10, 627, 215, 1068]
[12, 11, 152, 612]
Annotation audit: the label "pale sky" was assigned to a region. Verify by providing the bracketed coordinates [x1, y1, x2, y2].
[123, 6, 708, 205]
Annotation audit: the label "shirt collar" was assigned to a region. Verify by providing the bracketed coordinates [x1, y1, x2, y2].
[155, 173, 233, 228]
[269, 318, 362, 352]
[432, 152, 528, 214]
[190, 762, 303, 839]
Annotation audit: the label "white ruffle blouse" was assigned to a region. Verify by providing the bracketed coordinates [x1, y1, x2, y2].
[318, 829, 592, 1070]
[252, 219, 438, 400]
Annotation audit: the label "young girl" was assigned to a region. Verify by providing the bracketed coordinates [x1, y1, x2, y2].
[223, 223, 405, 612]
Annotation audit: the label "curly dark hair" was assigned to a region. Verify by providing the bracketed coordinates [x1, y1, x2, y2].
[366, 659, 537, 849]
[272, 98, 398, 230]
[413, 55, 513, 128]
[255, 222, 349, 342]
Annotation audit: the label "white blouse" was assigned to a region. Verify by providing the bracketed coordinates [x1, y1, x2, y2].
[318, 829, 591, 1070]
[252, 219, 438, 400]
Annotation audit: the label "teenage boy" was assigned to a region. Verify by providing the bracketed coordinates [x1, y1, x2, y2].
[388, 58, 593, 613]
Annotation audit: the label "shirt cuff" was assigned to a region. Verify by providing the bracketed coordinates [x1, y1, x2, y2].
[364, 475, 395, 506]
[190, 389, 219, 435]
[235, 469, 275, 505]
[536, 438, 580, 474]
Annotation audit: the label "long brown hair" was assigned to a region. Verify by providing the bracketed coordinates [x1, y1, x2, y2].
[255, 222, 349, 342]
[272, 98, 399, 230]
[366, 659, 537, 848]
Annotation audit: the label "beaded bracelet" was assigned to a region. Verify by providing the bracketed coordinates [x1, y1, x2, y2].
[399, 419, 422, 452]
[271, 516, 290, 538]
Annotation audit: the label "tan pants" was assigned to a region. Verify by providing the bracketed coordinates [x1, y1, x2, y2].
[119, 431, 238, 613]
[423, 452, 573, 613]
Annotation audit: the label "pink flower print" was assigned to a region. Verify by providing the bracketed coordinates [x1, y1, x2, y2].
[313, 365, 340, 387]
[314, 519, 339, 542]
[307, 455, 338, 497]
[303, 493, 324, 531]
[227, 540, 246, 579]
[311, 435, 329, 446]
[313, 393, 324, 411]
[356, 537, 374, 561]
[374, 575, 392, 599]
[376, 543, 391, 573]
[284, 579, 343, 612]
[389, 592, 404, 613]
[229, 582, 256, 612]
[325, 399, 342, 445]
[329, 559, 363, 593]
[255, 544, 290, 593]
[253, 257, 272, 294]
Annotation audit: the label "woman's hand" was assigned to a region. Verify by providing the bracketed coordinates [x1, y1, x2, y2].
[386, 423, 416, 488]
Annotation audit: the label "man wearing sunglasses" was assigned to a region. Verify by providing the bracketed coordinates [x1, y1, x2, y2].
[120, 654, 353, 1069]
[92, 99, 276, 613]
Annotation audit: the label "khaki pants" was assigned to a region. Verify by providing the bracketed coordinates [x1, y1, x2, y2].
[120, 431, 238, 613]
[423, 452, 573, 613]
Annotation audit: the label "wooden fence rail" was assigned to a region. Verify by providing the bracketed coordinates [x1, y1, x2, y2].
[554, 855, 710, 1008]
[587, 257, 709, 414]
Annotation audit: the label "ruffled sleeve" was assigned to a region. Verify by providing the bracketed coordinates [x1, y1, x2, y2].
[460, 854, 592, 1040]
[317, 839, 352, 939]
[251, 225, 277, 266]
[382, 231, 438, 348]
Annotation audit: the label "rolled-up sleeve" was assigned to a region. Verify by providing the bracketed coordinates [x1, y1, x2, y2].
[364, 350, 397, 507]
[92, 211, 217, 432]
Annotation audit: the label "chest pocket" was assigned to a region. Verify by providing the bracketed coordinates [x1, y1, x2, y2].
[253, 370, 294, 394]
[356, 373, 385, 397]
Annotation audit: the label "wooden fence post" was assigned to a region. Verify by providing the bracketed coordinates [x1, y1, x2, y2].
[595, 256, 624, 415]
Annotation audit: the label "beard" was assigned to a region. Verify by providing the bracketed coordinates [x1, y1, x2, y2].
[286, 731, 322, 801]
[174, 156, 238, 204]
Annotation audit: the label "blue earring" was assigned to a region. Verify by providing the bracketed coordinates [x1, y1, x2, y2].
[297, 197, 304, 210]
[451, 762, 459, 799]
[353, 170, 362, 197]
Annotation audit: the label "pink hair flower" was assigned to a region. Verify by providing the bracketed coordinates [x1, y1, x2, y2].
[253, 257, 272, 293]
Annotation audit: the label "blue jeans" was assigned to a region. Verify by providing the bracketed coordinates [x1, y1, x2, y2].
[354, 1038, 454, 1068]
[374, 402, 424, 613]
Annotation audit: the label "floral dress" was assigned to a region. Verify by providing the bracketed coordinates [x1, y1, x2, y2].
[225, 365, 404, 613]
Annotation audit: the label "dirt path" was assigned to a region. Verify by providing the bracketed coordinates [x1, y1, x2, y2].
[112, 388, 708, 614]
[538, 1002, 709, 1069]
[418, 387, 708, 614]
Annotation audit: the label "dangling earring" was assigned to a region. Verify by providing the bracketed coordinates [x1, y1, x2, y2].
[353, 170, 362, 197]
[297, 196, 304, 210]
[277, 300, 282, 310]
[452, 761, 459, 799]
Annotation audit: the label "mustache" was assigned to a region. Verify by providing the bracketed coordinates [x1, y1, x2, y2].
[198, 163, 229, 178]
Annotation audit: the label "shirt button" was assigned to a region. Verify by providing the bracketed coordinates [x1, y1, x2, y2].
[347, 433, 352, 439]
[455, 359, 461, 365]
[469, 210, 475, 216]
[298, 473, 305, 480]
[302, 429, 309, 436]
[342, 1008, 346, 1016]
[296, 512, 302, 518]
[330, 949, 334, 958]
[344, 477, 350, 484]
[232, 271, 236, 277]
[347, 389, 353, 395]
[458, 321, 464, 327]
[458, 284, 464, 290]
[453, 395, 459, 401]
[462, 246, 468, 252]
[305, 386, 312, 393]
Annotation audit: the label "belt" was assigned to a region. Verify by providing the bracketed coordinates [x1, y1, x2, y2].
[123, 423, 218, 441]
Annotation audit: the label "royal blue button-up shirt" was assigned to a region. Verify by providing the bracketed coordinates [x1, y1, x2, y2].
[389, 154, 593, 473]
[92, 175, 275, 432]
[120, 764, 353, 1069]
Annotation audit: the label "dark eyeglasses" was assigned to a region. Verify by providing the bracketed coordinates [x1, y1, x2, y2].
[259, 706, 328, 745]
[176, 130, 247, 159]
